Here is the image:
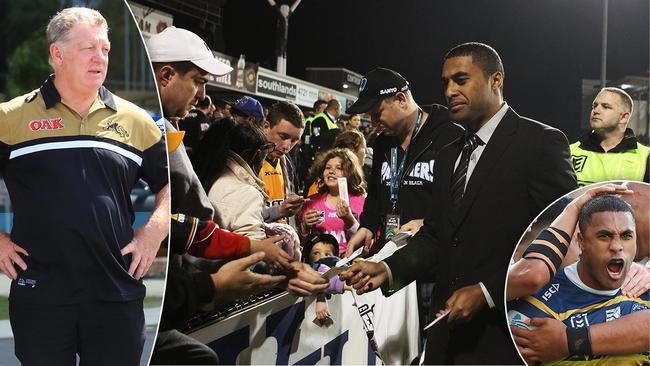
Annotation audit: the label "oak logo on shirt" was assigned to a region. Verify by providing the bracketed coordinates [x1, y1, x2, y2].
[29, 117, 64, 131]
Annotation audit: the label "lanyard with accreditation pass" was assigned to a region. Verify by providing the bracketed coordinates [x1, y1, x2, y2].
[389, 108, 424, 210]
[385, 109, 423, 240]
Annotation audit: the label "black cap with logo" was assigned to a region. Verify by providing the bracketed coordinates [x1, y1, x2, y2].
[346, 67, 410, 114]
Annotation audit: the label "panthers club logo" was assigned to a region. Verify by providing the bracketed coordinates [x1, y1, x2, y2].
[104, 120, 129, 138]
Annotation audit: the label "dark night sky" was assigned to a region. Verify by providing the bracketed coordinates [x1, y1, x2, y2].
[222, 0, 649, 140]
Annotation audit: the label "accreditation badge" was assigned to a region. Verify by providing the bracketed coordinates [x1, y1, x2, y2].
[384, 214, 400, 240]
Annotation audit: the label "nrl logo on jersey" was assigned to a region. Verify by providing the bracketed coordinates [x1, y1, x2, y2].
[29, 117, 64, 131]
[104, 120, 129, 138]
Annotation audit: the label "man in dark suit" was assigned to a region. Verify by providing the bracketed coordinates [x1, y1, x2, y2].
[341, 42, 577, 364]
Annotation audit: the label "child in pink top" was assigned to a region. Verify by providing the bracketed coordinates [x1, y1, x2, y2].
[299, 148, 366, 254]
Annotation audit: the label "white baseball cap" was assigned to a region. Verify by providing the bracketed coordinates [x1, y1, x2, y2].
[146, 26, 233, 76]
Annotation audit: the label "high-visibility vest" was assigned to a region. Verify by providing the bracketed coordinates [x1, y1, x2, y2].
[305, 115, 317, 136]
[308, 112, 338, 135]
[570, 141, 649, 186]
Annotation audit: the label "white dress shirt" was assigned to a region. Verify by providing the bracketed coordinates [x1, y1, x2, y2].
[453, 101, 509, 309]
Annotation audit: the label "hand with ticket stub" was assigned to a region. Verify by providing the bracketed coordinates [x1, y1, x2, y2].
[344, 227, 374, 258]
[398, 219, 424, 235]
[301, 209, 324, 231]
[339, 261, 388, 295]
[335, 199, 356, 228]
[286, 262, 329, 296]
[279, 194, 308, 218]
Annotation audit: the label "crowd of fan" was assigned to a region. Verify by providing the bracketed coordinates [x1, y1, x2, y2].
[174, 95, 376, 321]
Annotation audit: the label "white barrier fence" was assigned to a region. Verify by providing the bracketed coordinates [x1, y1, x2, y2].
[187, 283, 419, 365]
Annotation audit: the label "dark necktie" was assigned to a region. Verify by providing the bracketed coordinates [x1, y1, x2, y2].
[450, 134, 483, 205]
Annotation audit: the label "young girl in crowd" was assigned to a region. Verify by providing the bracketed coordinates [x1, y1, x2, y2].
[299, 148, 366, 255]
[305, 130, 367, 196]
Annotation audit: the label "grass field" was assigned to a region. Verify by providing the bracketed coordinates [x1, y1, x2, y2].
[0, 296, 162, 320]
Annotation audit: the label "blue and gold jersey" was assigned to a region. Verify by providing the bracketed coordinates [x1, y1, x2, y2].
[508, 262, 650, 365]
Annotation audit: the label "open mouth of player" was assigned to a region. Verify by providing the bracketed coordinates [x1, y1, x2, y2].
[606, 258, 624, 279]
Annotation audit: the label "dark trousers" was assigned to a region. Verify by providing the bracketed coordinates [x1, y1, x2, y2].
[424, 308, 523, 365]
[151, 330, 219, 365]
[10, 299, 145, 366]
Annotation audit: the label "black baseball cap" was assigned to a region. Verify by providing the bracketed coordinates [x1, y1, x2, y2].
[346, 67, 410, 114]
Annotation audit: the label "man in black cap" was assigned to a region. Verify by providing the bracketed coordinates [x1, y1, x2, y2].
[344, 67, 463, 257]
[342, 67, 464, 343]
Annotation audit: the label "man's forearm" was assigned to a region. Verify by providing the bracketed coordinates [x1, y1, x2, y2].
[263, 205, 282, 223]
[143, 184, 170, 242]
[590, 310, 650, 355]
[506, 258, 552, 300]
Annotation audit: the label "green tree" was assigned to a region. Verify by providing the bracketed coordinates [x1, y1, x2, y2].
[5, 30, 52, 98]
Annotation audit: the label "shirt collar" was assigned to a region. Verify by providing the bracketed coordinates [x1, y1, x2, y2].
[40, 74, 117, 112]
[565, 262, 619, 296]
[582, 128, 639, 153]
[475, 101, 509, 145]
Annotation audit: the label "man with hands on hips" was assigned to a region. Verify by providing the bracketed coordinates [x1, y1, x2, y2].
[0, 7, 169, 365]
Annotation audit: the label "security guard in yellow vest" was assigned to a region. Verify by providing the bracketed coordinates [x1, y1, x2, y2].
[570, 87, 649, 186]
[297, 100, 327, 192]
[310, 99, 341, 153]
[304, 99, 328, 138]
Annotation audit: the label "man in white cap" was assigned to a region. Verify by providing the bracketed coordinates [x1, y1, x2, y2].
[146, 27, 328, 364]
[147, 26, 233, 219]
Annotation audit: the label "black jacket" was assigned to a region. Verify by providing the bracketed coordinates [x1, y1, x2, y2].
[359, 104, 463, 242]
[384, 107, 577, 363]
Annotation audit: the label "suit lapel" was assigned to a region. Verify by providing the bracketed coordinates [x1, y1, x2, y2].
[450, 108, 519, 227]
